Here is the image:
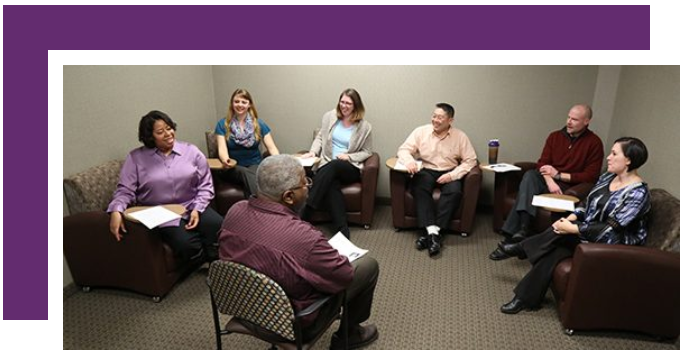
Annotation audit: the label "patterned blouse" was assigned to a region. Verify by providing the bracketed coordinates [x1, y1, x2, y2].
[573, 172, 650, 245]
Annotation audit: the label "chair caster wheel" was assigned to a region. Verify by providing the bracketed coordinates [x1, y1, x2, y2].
[152, 296, 162, 303]
[564, 329, 574, 336]
[460, 232, 468, 238]
[364, 225, 370, 230]
[82, 286, 91, 293]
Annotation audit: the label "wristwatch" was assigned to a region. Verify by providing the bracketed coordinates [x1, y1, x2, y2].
[553, 173, 561, 181]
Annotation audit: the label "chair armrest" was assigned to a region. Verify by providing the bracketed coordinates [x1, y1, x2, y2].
[564, 182, 593, 200]
[296, 295, 334, 318]
[568, 244, 679, 296]
[458, 165, 482, 233]
[561, 243, 679, 336]
[359, 153, 379, 224]
[63, 211, 168, 293]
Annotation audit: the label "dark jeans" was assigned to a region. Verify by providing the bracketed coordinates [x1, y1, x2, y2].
[157, 207, 223, 263]
[306, 160, 360, 237]
[514, 228, 580, 307]
[303, 256, 379, 340]
[411, 169, 463, 230]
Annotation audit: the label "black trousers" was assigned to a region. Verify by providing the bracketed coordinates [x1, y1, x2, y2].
[514, 228, 580, 307]
[222, 164, 259, 198]
[157, 207, 223, 263]
[306, 160, 360, 236]
[411, 169, 463, 230]
[501, 170, 548, 235]
[304, 256, 379, 340]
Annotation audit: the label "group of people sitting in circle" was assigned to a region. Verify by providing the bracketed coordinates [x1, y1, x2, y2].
[106, 88, 651, 349]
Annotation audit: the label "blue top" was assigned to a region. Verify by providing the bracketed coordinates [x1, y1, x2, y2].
[573, 172, 650, 245]
[214, 118, 271, 167]
[331, 121, 355, 159]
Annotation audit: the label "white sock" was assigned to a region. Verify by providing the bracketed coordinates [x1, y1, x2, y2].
[426, 225, 440, 235]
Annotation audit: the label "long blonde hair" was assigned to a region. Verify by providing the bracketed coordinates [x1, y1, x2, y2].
[225, 88, 262, 141]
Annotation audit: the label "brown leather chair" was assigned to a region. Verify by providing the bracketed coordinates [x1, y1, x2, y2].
[306, 153, 380, 230]
[492, 162, 593, 233]
[63, 160, 200, 302]
[551, 188, 680, 338]
[205, 131, 248, 216]
[390, 164, 482, 237]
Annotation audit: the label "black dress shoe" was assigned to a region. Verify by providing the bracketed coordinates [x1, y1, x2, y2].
[330, 324, 379, 350]
[415, 235, 431, 251]
[428, 235, 441, 257]
[497, 242, 527, 260]
[488, 247, 511, 261]
[511, 230, 528, 243]
[500, 296, 528, 314]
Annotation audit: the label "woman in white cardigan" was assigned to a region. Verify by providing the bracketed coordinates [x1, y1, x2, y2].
[300, 88, 373, 238]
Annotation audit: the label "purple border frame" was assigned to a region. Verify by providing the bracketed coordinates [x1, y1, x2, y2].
[3, 5, 649, 320]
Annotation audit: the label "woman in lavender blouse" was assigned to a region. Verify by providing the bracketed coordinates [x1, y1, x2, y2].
[107, 111, 223, 263]
[495, 137, 651, 315]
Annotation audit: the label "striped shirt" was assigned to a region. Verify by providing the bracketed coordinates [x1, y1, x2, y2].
[218, 198, 353, 325]
[574, 172, 650, 245]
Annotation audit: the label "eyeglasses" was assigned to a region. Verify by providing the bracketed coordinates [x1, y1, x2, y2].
[289, 177, 313, 191]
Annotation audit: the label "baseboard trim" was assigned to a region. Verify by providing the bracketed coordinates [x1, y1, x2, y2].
[64, 283, 79, 301]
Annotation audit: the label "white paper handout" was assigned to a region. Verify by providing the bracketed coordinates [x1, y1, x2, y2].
[126, 206, 182, 229]
[481, 163, 521, 173]
[296, 156, 316, 167]
[532, 195, 575, 212]
[394, 159, 423, 172]
[328, 232, 369, 262]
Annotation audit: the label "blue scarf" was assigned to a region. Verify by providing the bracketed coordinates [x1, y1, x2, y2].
[229, 114, 256, 148]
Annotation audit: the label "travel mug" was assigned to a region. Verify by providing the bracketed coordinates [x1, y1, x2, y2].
[488, 139, 499, 165]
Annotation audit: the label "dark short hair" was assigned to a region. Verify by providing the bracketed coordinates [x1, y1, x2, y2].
[138, 110, 177, 148]
[435, 103, 455, 118]
[614, 137, 648, 171]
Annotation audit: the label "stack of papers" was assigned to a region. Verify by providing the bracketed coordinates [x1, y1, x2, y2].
[394, 160, 423, 172]
[126, 206, 182, 229]
[482, 163, 521, 173]
[532, 195, 575, 212]
[296, 156, 317, 167]
[328, 232, 368, 262]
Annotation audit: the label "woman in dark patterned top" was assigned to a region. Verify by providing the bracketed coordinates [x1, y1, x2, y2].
[496, 137, 650, 314]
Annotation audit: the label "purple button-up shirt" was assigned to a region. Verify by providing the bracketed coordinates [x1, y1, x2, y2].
[107, 141, 214, 227]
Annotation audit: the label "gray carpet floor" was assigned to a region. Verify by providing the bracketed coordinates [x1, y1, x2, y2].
[63, 206, 677, 349]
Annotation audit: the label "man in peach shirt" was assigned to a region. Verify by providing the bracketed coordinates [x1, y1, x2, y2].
[397, 103, 478, 257]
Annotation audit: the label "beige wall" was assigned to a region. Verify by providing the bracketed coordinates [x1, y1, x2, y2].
[211, 65, 601, 203]
[63, 65, 217, 181]
[606, 65, 680, 197]
[63, 65, 217, 287]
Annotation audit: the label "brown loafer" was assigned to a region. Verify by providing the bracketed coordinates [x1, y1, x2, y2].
[330, 324, 379, 350]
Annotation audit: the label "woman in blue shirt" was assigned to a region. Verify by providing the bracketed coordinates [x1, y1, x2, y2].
[214, 89, 280, 198]
[495, 137, 651, 314]
[300, 89, 373, 239]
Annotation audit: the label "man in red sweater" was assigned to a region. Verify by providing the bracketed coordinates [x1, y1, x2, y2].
[489, 104, 604, 260]
[219, 154, 379, 349]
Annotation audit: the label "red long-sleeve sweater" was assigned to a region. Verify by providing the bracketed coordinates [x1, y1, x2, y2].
[536, 127, 604, 184]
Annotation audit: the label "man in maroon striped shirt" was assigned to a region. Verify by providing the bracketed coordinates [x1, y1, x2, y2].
[218, 154, 379, 349]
